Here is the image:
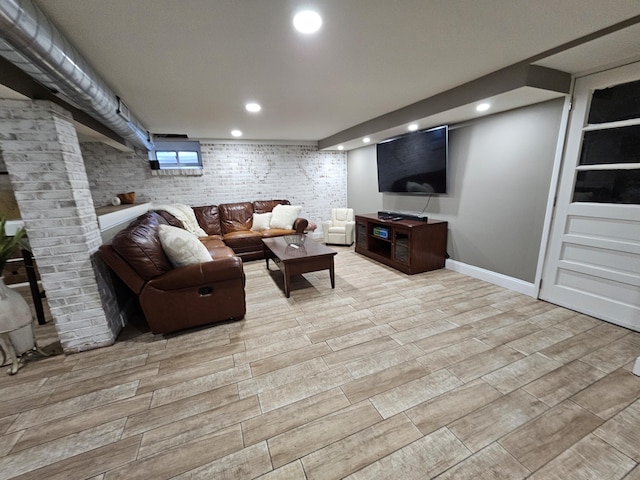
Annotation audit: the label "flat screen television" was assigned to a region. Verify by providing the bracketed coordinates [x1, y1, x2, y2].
[376, 125, 448, 194]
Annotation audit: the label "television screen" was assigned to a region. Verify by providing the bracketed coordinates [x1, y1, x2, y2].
[376, 125, 448, 194]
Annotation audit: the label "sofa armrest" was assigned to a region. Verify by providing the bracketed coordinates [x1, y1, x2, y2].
[147, 256, 244, 290]
[345, 220, 355, 237]
[99, 244, 146, 295]
[293, 217, 308, 234]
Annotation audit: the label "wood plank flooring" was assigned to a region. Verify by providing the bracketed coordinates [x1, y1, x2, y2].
[1, 243, 640, 479]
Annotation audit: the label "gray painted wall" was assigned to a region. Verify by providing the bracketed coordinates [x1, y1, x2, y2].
[347, 145, 383, 215]
[347, 99, 564, 283]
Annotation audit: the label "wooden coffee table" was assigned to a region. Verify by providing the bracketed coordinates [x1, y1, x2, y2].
[262, 236, 337, 298]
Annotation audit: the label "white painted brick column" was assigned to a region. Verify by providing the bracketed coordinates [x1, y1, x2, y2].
[0, 99, 121, 353]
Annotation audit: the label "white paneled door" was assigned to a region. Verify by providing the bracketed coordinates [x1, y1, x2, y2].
[540, 62, 640, 332]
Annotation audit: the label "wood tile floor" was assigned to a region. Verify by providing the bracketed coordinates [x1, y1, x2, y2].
[1, 243, 640, 479]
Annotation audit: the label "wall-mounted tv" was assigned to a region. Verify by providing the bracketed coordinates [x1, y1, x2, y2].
[376, 125, 448, 194]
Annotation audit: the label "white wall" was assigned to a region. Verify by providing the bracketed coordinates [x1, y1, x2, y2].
[82, 142, 348, 234]
[347, 145, 383, 215]
[347, 99, 564, 283]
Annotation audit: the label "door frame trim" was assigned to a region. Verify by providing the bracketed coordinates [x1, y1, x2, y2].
[535, 91, 575, 297]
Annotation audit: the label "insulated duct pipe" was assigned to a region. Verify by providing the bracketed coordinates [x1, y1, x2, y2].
[0, 0, 153, 150]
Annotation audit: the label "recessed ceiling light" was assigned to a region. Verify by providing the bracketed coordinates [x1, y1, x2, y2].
[231, 129, 242, 137]
[408, 124, 419, 131]
[337, 145, 344, 150]
[363, 137, 371, 143]
[245, 102, 261, 113]
[476, 103, 491, 112]
[293, 10, 322, 34]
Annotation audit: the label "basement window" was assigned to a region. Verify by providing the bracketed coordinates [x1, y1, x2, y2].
[148, 139, 203, 172]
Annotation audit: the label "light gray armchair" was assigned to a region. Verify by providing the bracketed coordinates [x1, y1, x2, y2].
[322, 208, 355, 246]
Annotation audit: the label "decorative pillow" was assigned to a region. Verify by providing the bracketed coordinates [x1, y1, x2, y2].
[251, 212, 272, 231]
[270, 204, 302, 230]
[158, 224, 212, 268]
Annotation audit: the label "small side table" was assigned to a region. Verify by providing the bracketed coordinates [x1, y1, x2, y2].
[21, 249, 46, 325]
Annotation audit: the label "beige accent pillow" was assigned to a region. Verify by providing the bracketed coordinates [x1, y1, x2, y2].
[270, 204, 302, 229]
[251, 212, 272, 231]
[158, 224, 212, 268]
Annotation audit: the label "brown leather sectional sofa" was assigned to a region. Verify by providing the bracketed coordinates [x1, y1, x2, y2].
[193, 199, 307, 261]
[99, 199, 307, 334]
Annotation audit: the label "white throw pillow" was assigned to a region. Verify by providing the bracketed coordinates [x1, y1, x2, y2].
[251, 212, 273, 231]
[270, 204, 302, 230]
[158, 224, 212, 268]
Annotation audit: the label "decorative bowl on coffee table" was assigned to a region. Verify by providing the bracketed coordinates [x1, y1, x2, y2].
[284, 234, 306, 247]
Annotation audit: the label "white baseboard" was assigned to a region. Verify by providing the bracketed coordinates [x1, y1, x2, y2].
[445, 259, 538, 298]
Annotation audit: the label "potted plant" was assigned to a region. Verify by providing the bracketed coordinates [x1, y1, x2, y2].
[0, 217, 35, 374]
[0, 217, 26, 276]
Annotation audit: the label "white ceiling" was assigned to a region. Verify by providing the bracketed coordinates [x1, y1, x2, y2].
[8, 1, 640, 148]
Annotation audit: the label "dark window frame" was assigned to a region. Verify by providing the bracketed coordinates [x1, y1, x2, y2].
[149, 140, 203, 169]
[572, 80, 640, 205]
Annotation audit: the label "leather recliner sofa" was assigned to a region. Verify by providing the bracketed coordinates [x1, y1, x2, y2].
[99, 210, 246, 334]
[99, 199, 307, 334]
[193, 199, 308, 261]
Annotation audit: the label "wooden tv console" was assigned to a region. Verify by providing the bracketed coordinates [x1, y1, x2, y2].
[355, 214, 448, 274]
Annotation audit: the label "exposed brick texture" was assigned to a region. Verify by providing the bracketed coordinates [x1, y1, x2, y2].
[1, 100, 348, 352]
[0, 99, 121, 353]
[82, 141, 347, 235]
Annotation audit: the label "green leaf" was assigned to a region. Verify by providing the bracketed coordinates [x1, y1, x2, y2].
[0, 217, 27, 276]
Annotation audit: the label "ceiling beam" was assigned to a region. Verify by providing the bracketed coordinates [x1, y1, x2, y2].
[318, 64, 571, 150]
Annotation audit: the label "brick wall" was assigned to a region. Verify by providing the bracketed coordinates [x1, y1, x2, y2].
[2, 101, 347, 352]
[82, 142, 347, 233]
[0, 99, 122, 353]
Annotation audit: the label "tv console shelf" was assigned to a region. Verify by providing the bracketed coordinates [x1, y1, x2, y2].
[355, 214, 447, 274]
